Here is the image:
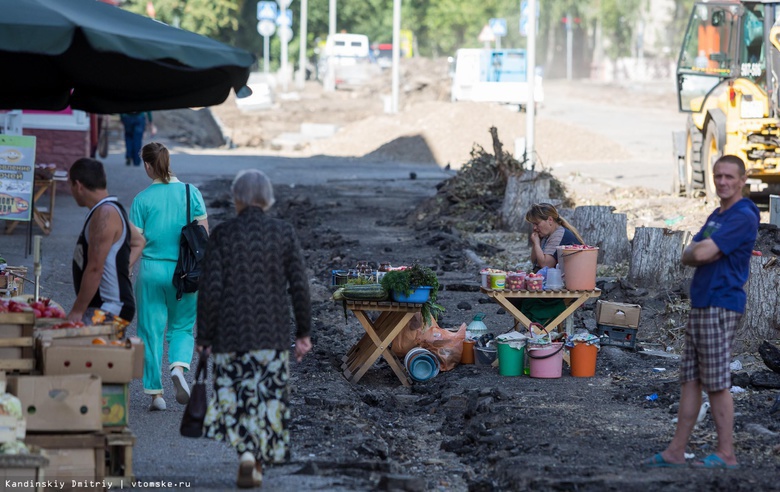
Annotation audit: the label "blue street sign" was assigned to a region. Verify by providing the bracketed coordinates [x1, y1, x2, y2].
[489, 18, 507, 38]
[276, 8, 293, 27]
[257, 1, 277, 21]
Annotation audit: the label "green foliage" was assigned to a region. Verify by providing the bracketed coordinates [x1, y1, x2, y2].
[122, 0, 240, 41]
[381, 264, 439, 301]
[380, 264, 442, 326]
[600, 0, 643, 58]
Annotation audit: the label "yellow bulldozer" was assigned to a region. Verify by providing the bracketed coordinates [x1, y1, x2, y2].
[673, 1, 780, 200]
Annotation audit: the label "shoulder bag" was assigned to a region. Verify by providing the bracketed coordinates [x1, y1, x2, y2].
[172, 183, 209, 300]
[180, 354, 209, 438]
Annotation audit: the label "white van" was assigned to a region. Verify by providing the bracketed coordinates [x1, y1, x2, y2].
[320, 33, 377, 88]
[325, 33, 370, 61]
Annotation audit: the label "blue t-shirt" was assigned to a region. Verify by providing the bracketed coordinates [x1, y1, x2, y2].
[689, 198, 759, 313]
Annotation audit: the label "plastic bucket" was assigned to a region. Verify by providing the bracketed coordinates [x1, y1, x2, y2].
[461, 340, 475, 364]
[404, 348, 440, 382]
[497, 342, 524, 376]
[570, 343, 598, 377]
[561, 247, 598, 291]
[474, 346, 497, 366]
[527, 342, 564, 379]
[489, 272, 506, 290]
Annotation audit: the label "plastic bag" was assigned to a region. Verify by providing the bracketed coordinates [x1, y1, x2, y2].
[418, 320, 466, 372]
[391, 313, 425, 358]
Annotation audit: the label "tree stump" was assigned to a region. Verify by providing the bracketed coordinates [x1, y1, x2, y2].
[499, 171, 552, 232]
[570, 206, 631, 264]
[735, 256, 780, 353]
[628, 227, 693, 290]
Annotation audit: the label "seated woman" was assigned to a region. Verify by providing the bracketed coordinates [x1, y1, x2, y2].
[519, 203, 585, 327]
[526, 203, 584, 271]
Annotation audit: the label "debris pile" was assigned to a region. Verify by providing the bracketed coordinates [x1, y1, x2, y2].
[411, 127, 571, 232]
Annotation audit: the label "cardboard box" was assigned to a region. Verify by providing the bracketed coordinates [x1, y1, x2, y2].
[596, 300, 642, 329]
[101, 384, 129, 428]
[7, 374, 102, 432]
[42, 337, 144, 384]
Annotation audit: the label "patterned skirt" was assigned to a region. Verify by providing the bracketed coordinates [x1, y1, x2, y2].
[204, 349, 290, 464]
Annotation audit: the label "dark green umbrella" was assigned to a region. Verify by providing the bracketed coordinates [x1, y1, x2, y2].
[0, 0, 254, 113]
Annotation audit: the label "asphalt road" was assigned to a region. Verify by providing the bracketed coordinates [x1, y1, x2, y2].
[2, 80, 687, 490]
[542, 80, 687, 192]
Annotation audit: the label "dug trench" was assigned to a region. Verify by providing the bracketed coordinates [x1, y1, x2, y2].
[197, 172, 780, 491]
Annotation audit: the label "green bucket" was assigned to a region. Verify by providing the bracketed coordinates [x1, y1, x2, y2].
[497, 342, 525, 377]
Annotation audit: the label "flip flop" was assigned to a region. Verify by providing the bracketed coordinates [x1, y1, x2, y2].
[641, 452, 687, 468]
[692, 453, 739, 470]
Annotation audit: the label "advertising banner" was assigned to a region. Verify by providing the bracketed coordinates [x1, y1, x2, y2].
[0, 134, 36, 222]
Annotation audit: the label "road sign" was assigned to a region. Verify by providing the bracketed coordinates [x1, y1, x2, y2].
[489, 18, 507, 37]
[276, 9, 292, 27]
[478, 25, 495, 43]
[257, 19, 276, 37]
[278, 25, 293, 42]
[276, 0, 292, 9]
[256, 1, 277, 21]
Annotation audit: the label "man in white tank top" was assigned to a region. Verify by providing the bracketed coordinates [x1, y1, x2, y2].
[67, 158, 145, 324]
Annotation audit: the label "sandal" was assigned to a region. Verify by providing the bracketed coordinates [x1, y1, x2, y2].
[692, 453, 739, 470]
[641, 452, 687, 468]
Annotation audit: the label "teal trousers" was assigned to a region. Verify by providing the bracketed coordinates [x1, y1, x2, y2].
[136, 258, 196, 394]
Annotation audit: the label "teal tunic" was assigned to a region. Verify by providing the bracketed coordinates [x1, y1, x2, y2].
[130, 177, 207, 395]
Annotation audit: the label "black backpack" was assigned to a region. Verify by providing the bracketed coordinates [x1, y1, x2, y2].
[172, 184, 209, 300]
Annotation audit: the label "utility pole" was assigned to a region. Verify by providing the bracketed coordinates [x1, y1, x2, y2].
[297, 0, 308, 89]
[525, 0, 536, 170]
[324, 0, 337, 91]
[566, 12, 572, 81]
[391, 0, 401, 113]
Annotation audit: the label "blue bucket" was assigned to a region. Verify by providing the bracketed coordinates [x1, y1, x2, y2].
[393, 286, 432, 303]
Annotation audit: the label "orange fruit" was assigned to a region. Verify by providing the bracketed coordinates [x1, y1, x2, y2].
[92, 337, 107, 345]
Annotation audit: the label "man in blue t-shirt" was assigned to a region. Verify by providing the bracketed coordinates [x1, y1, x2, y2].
[643, 155, 759, 470]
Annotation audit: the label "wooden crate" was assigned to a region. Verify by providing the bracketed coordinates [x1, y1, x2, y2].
[24, 432, 105, 491]
[0, 311, 35, 374]
[0, 453, 48, 492]
[105, 429, 135, 486]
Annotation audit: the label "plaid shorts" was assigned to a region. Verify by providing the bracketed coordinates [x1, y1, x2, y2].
[680, 307, 741, 392]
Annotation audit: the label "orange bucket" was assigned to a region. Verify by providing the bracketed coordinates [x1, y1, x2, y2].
[570, 343, 598, 377]
[461, 340, 475, 364]
[561, 247, 598, 291]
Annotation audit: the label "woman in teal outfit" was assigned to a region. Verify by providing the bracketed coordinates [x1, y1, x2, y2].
[130, 142, 209, 411]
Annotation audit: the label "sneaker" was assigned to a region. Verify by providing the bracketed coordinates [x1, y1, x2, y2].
[171, 368, 190, 405]
[125, 157, 131, 166]
[237, 452, 261, 488]
[149, 396, 166, 411]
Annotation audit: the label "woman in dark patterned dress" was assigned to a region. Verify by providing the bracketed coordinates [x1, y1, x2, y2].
[196, 169, 312, 488]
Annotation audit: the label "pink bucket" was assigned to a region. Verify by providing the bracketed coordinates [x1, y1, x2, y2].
[527, 342, 564, 378]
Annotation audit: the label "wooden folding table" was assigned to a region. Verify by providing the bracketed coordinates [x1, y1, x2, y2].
[481, 286, 601, 335]
[340, 300, 422, 387]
